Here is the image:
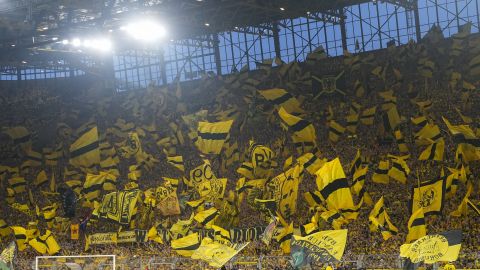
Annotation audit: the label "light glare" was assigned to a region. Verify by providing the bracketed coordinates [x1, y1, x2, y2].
[122, 20, 167, 42]
[72, 38, 81, 47]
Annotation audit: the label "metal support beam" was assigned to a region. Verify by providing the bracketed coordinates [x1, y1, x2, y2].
[159, 48, 167, 85]
[339, 8, 348, 52]
[272, 22, 281, 60]
[213, 33, 222, 76]
[413, 0, 422, 42]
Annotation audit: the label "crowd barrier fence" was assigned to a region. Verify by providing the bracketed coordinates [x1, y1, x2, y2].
[110, 252, 480, 270]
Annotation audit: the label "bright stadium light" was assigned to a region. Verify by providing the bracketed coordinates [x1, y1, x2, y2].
[121, 20, 167, 42]
[72, 38, 81, 47]
[61, 37, 112, 53]
[92, 38, 113, 52]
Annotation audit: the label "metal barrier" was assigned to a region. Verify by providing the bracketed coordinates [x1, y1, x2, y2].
[111, 253, 480, 270]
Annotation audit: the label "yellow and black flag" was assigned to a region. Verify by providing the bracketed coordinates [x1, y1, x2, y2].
[8, 177, 27, 193]
[3, 126, 31, 151]
[21, 149, 43, 171]
[82, 173, 106, 201]
[34, 170, 48, 187]
[249, 141, 276, 178]
[297, 153, 325, 175]
[328, 120, 345, 142]
[276, 222, 294, 254]
[349, 149, 368, 175]
[382, 106, 401, 132]
[369, 196, 398, 240]
[406, 208, 426, 244]
[410, 177, 445, 216]
[351, 166, 372, 206]
[400, 230, 462, 264]
[278, 107, 317, 144]
[265, 164, 302, 218]
[44, 147, 62, 166]
[414, 123, 441, 146]
[388, 155, 410, 184]
[28, 230, 61, 255]
[345, 113, 359, 134]
[394, 130, 409, 153]
[69, 126, 100, 169]
[443, 117, 480, 147]
[360, 106, 376, 125]
[290, 230, 348, 267]
[450, 181, 473, 217]
[194, 208, 219, 229]
[195, 120, 233, 155]
[171, 233, 200, 257]
[418, 138, 445, 161]
[166, 155, 185, 172]
[0, 219, 11, 238]
[237, 162, 254, 179]
[258, 88, 304, 114]
[98, 190, 141, 225]
[372, 160, 390, 184]
[315, 158, 355, 210]
[10, 226, 27, 251]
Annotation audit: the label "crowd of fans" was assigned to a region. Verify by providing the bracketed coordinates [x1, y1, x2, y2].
[0, 25, 480, 270]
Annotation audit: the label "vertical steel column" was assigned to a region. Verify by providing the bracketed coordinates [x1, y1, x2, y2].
[454, 0, 460, 31]
[476, 0, 480, 31]
[339, 8, 348, 52]
[375, 2, 383, 48]
[358, 4, 366, 51]
[229, 32, 236, 71]
[259, 31, 265, 62]
[17, 66, 21, 81]
[414, 0, 422, 42]
[273, 22, 282, 60]
[159, 47, 167, 85]
[306, 16, 313, 53]
[323, 17, 329, 52]
[243, 31, 250, 69]
[213, 33, 222, 76]
[290, 19, 297, 60]
[394, 6, 401, 44]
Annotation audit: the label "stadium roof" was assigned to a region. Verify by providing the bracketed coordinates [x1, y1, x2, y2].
[0, 0, 368, 51]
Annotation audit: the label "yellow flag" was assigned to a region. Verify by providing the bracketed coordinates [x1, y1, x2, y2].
[369, 196, 398, 240]
[372, 160, 390, 184]
[315, 158, 354, 210]
[34, 170, 48, 187]
[69, 126, 100, 168]
[406, 208, 426, 243]
[278, 107, 316, 144]
[418, 138, 445, 161]
[10, 226, 28, 251]
[290, 230, 348, 266]
[400, 230, 462, 264]
[71, 224, 79, 240]
[258, 88, 303, 114]
[191, 238, 249, 268]
[411, 177, 445, 216]
[328, 120, 345, 142]
[171, 233, 200, 257]
[195, 120, 233, 155]
[360, 106, 376, 125]
[194, 208, 219, 229]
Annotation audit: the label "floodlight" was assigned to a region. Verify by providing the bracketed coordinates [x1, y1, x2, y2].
[121, 20, 167, 42]
[72, 38, 81, 47]
[92, 39, 113, 52]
